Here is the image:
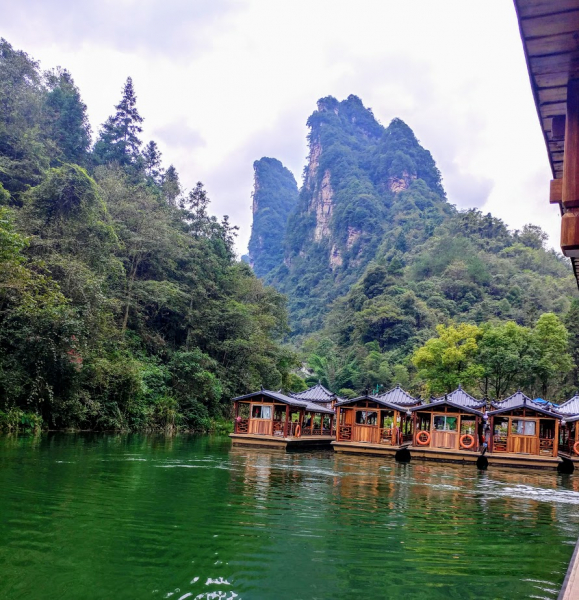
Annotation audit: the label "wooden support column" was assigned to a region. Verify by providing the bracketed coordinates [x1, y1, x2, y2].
[564, 79, 579, 208]
[336, 407, 340, 440]
[234, 401, 239, 433]
[284, 404, 289, 438]
[412, 411, 417, 445]
[554, 418, 560, 457]
[489, 416, 494, 453]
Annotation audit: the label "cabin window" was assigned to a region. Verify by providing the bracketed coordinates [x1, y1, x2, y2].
[238, 404, 250, 419]
[251, 405, 272, 420]
[511, 419, 536, 436]
[433, 416, 457, 431]
[355, 411, 378, 425]
[460, 419, 476, 435]
[382, 413, 394, 428]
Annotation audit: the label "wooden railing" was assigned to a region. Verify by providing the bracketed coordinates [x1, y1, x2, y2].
[235, 419, 249, 434]
[379, 428, 394, 445]
[493, 435, 508, 452]
[493, 435, 555, 456]
[248, 419, 272, 435]
[539, 438, 555, 456]
[339, 425, 352, 441]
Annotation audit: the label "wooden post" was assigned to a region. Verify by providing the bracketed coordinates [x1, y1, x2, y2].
[336, 407, 340, 440]
[554, 418, 560, 457]
[284, 404, 289, 438]
[234, 401, 239, 433]
[563, 79, 579, 208]
[412, 411, 417, 446]
[489, 416, 494, 453]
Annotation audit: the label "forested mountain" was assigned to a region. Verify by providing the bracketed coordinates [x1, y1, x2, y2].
[0, 39, 294, 431]
[261, 95, 453, 334]
[250, 94, 578, 400]
[248, 157, 298, 277]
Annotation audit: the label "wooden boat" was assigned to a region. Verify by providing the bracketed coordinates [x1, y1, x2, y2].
[230, 389, 335, 450]
[332, 386, 419, 457]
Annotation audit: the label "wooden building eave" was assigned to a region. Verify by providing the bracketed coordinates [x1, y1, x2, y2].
[514, 0, 579, 283]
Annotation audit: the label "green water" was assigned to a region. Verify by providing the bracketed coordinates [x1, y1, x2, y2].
[0, 434, 578, 600]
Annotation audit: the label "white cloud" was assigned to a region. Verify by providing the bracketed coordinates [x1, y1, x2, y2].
[0, 0, 559, 253]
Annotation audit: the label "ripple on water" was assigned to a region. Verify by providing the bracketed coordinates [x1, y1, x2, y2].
[0, 434, 577, 600]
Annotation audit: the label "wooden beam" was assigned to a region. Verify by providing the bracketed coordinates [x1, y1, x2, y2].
[551, 178, 563, 203]
[561, 209, 579, 256]
[563, 79, 579, 207]
[553, 114, 566, 140]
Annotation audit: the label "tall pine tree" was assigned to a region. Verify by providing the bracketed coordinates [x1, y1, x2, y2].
[44, 68, 91, 165]
[93, 76, 143, 168]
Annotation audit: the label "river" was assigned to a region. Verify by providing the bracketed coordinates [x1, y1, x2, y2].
[0, 433, 578, 599]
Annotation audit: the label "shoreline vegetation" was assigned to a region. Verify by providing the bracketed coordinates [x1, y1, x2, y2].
[0, 408, 233, 435]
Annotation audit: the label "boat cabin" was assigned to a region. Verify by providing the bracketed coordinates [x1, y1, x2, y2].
[231, 389, 335, 447]
[488, 392, 560, 457]
[290, 382, 340, 410]
[554, 393, 579, 456]
[336, 395, 412, 446]
[410, 386, 486, 452]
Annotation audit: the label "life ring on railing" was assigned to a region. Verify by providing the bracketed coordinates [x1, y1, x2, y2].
[416, 431, 430, 446]
[460, 434, 475, 449]
[573, 441, 579, 456]
[295, 425, 301, 438]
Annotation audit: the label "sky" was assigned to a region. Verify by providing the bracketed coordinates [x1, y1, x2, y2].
[0, 0, 560, 256]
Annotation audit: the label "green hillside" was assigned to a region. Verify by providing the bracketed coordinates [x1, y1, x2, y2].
[0, 39, 294, 431]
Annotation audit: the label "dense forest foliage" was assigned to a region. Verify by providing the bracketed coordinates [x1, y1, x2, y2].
[0, 39, 296, 432]
[250, 95, 578, 402]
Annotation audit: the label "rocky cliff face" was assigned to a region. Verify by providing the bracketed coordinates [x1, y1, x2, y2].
[247, 157, 299, 278]
[252, 95, 450, 335]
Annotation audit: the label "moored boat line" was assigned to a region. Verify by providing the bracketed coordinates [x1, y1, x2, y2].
[230, 384, 579, 471]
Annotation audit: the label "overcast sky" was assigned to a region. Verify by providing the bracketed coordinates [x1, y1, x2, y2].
[1, 0, 559, 255]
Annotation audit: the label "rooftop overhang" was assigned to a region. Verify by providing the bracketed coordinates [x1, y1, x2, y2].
[514, 0, 579, 282]
[410, 400, 484, 417]
[335, 395, 406, 412]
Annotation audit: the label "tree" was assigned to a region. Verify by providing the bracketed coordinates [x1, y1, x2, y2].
[531, 313, 572, 397]
[162, 165, 181, 205]
[142, 140, 163, 183]
[93, 77, 143, 168]
[412, 323, 483, 395]
[478, 321, 534, 399]
[44, 68, 91, 165]
[565, 299, 579, 391]
[0, 38, 47, 197]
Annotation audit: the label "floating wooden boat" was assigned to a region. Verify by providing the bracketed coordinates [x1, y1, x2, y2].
[229, 389, 335, 450]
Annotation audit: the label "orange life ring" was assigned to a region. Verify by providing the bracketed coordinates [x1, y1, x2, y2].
[295, 425, 301, 438]
[573, 441, 579, 456]
[416, 431, 430, 446]
[460, 434, 475, 449]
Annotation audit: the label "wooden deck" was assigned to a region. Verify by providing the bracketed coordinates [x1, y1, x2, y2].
[332, 441, 562, 469]
[229, 433, 335, 450]
[559, 537, 579, 600]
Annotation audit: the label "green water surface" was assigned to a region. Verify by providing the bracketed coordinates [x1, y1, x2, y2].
[0, 434, 578, 599]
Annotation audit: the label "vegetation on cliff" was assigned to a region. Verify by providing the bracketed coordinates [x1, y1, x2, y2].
[248, 157, 298, 277]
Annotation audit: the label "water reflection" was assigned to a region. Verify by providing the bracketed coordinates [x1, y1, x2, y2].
[0, 434, 577, 600]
